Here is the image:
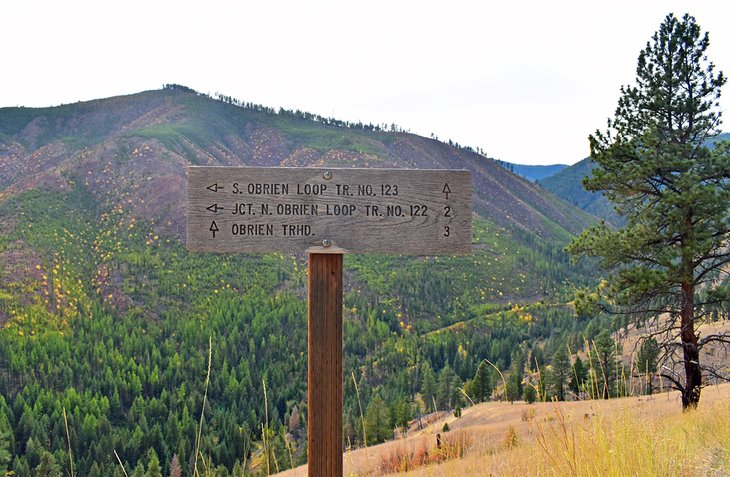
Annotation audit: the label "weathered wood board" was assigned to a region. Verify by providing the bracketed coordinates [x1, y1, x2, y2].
[187, 167, 471, 254]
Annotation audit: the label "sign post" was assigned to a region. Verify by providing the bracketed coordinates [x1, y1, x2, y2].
[187, 166, 471, 476]
[307, 253, 343, 476]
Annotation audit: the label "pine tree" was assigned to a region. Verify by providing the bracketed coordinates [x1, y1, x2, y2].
[34, 451, 61, 477]
[472, 360, 492, 403]
[505, 349, 525, 402]
[12, 455, 31, 477]
[505, 371, 522, 403]
[436, 364, 456, 410]
[146, 449, 163, 477]
[130, 460, 146, 477]
[88, 462, 104, 477]
[549, 347, 571, 401]
[568, 13, 730, 409]
[364, 394, 390, 444]
[636, 337, 660, 395]
[569, 356, 588, 397]
[523, 383, 537, 404]
[449, 374, 462, 409]
[170, 454, 182, 477]
[420, 362, 436, 413]
[589, 330, 619, 399]
[0, 411, 12, 473]
[391, 396, 411, 429]
[288, 406, 301, 436]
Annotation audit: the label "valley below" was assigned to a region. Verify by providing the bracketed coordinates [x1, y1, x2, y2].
[0, 86, 727, 476]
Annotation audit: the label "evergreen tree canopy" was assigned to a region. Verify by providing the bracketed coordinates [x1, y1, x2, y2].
[436, 364, 457, 410]
[569, 356, 588, 397]
[472, 360, 492, 403]
[636, 337, 661, 395]
[363, 394, 391, 445]
[589, 330, 620, 400]
[420, 362, 437, 413]
[145, 449, 162, 477]
[568, 12, 730, 409]
[549, 347, 571, 401]
[35, 451, 61, 477]
[0, 411, 12, 473]
[636, 337, 660, 375]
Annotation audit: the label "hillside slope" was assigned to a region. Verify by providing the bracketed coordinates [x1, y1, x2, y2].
[277, 384, 730, 477]
[0, 86, 594, 240]
[538, 157, 623, 226]
[0, 86, 601, 476]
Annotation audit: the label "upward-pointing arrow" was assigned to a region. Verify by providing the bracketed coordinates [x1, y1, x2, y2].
[442, 183, 452, 199]
[209, 221, 219, 238]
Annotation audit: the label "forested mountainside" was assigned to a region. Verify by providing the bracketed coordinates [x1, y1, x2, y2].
[0, 85, 604, 476]
[538, 157, 623, 226]
[539, 132, 730, 226]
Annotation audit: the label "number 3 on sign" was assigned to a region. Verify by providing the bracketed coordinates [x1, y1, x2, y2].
[443, 226, 450, 237]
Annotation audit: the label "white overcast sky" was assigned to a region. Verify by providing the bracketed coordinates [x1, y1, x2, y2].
[3, 1, 729, 165]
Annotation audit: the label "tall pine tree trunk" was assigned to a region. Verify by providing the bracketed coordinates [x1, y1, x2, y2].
[680, 280, 701, 409]
[679, 211, 702, 410]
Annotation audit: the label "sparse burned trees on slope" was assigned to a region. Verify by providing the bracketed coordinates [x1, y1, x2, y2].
[569, 13, 730, 409]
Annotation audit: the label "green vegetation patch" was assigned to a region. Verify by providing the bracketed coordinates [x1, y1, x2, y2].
[273, 118, 385, 155]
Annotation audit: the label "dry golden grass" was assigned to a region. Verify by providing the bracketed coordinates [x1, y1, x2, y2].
[275, 383, 730, 477]
[394, 384, 730, 477]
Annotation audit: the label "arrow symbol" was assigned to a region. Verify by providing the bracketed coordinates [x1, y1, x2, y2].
[209, 221, 219, 238]
[207, 183, 224, 193]
[206, 204, 224, 213]
[442, 183, 452, 199]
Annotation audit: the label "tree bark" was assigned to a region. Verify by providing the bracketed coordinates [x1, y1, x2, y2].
[680, 280, 701, 409]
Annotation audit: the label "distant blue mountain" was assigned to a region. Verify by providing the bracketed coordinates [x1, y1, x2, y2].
[496, 161, 568, 182]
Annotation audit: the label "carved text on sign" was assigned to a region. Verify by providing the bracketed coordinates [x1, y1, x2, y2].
[187, 167, 471, 254]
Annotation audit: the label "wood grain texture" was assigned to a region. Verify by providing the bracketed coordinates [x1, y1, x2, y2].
[308, 254, 343, 477]
[187, 167, 471, 254]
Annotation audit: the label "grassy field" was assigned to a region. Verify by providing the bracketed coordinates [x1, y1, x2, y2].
[277, 383, 730, 477]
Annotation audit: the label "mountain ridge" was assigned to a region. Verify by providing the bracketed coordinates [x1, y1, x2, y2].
[538, 156, 623, 226]
[0, 86, 596, 241]
[495, 160, 568, 182]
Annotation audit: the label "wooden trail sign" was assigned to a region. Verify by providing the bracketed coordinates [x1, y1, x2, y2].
[187, 167, 471, 254]
[186, 166, 472, 477]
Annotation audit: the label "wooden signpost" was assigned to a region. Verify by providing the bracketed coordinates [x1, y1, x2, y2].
[187, 166, 471, 476]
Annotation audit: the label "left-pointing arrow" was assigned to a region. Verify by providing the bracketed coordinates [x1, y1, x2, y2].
[206, 204, 224, 213]
[209, 221, 219, 238]
[207, 183, 224, 192]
